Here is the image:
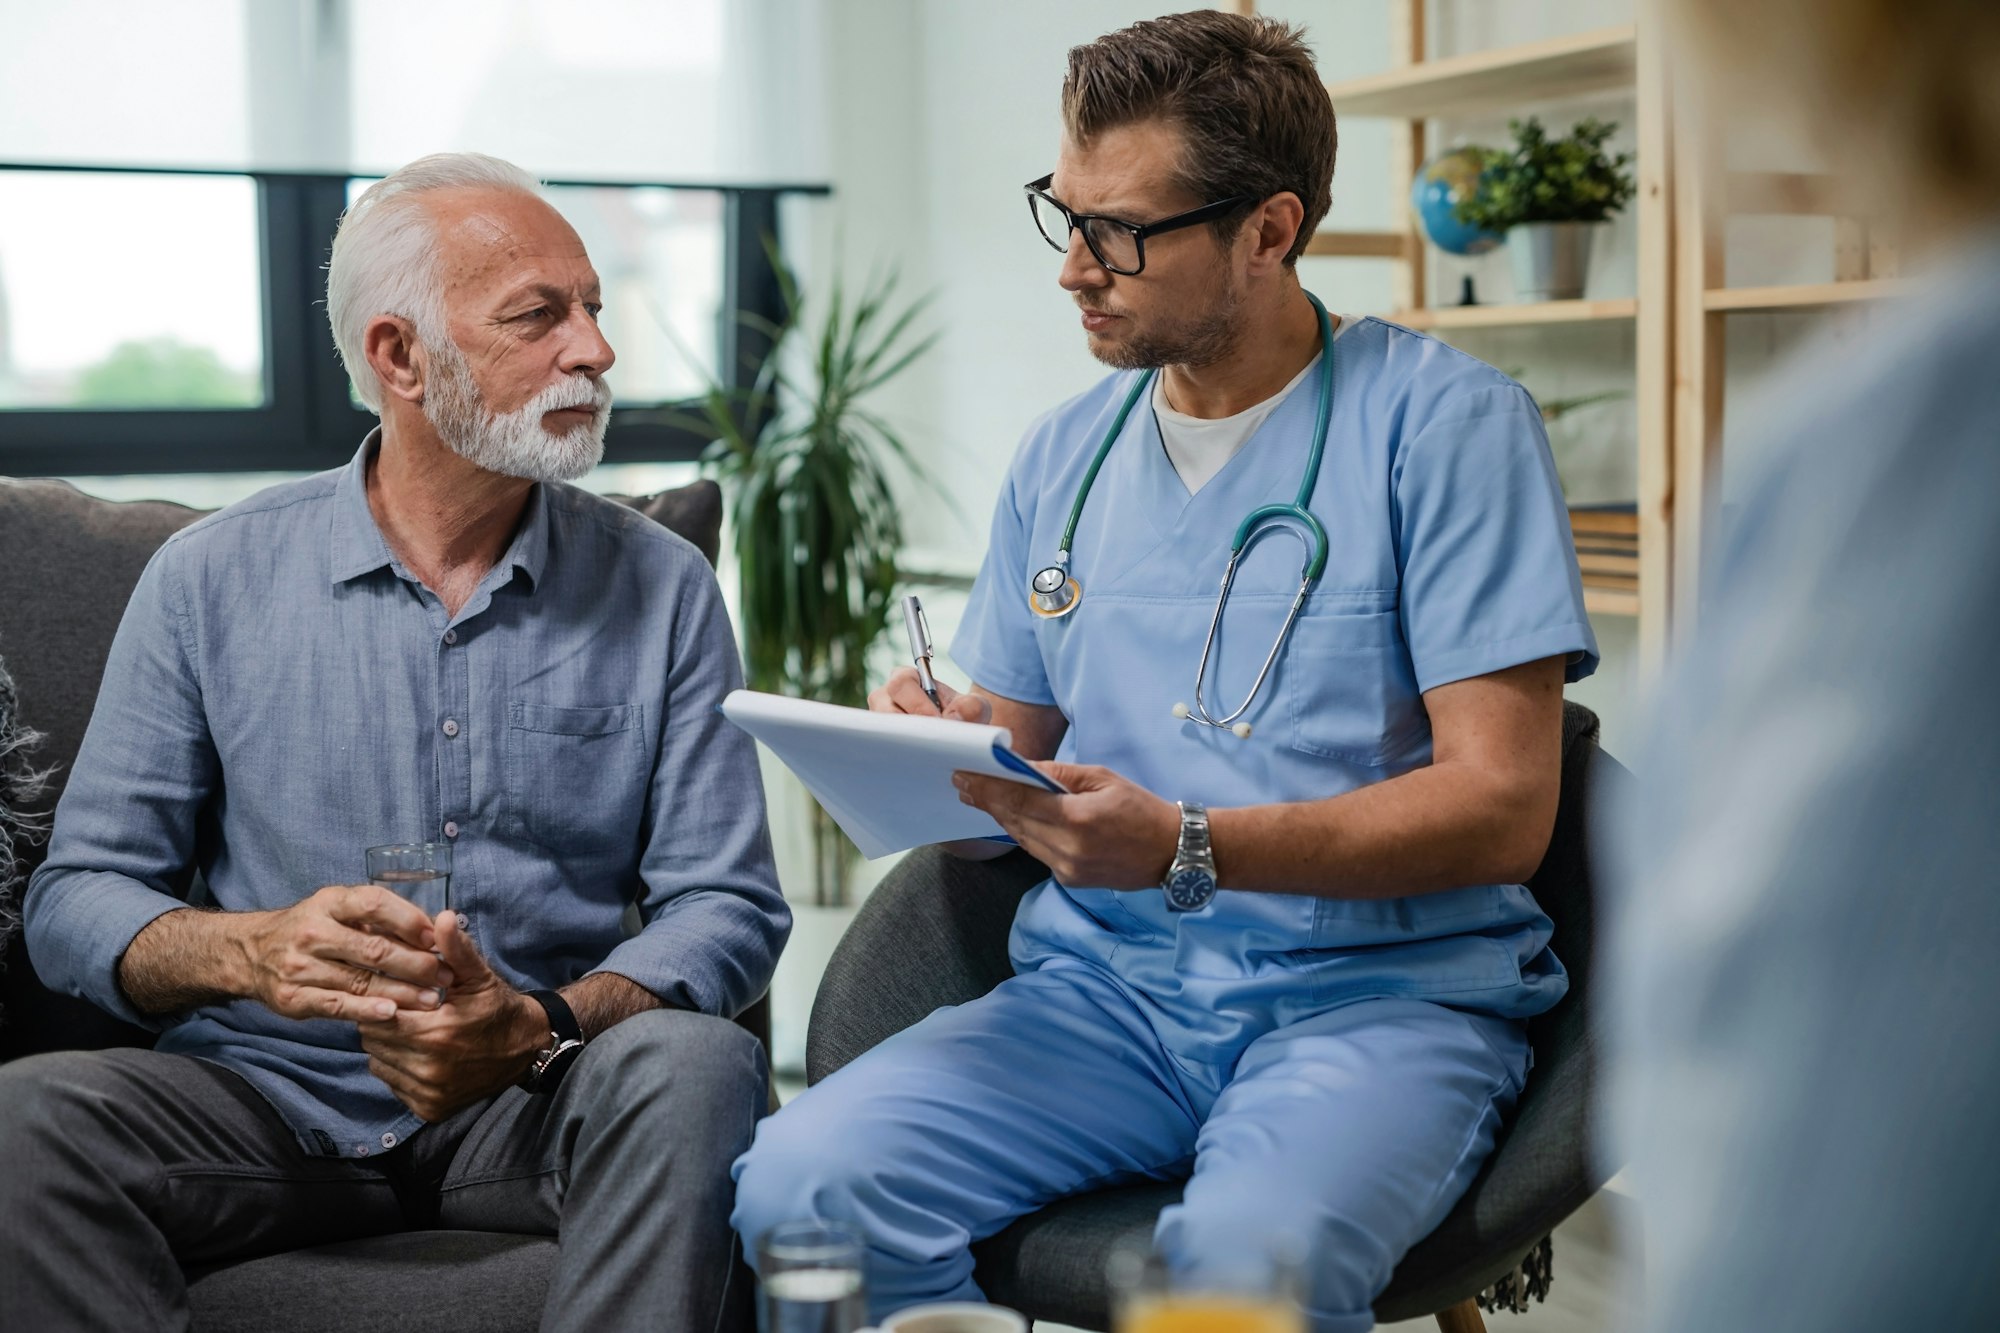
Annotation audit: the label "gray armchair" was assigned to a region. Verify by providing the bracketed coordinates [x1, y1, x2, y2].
[0, 472, 761, 1331]
[807, 701, 1625, 1332]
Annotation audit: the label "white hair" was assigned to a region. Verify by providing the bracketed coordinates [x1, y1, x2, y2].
[325, 152, 545, 412]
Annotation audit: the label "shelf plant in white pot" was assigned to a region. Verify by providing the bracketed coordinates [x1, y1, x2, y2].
[1458, 117, 1636, 302]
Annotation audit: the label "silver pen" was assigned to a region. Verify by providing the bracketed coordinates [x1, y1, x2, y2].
[901, 594, 944, 711]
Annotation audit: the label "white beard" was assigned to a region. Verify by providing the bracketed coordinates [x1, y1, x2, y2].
[422, 341, 612, 484]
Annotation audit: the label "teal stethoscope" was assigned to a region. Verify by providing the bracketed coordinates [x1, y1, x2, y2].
[1027, 293, 1336, 740]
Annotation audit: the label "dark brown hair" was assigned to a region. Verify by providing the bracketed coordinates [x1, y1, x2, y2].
[1061, 11, 1337, 265]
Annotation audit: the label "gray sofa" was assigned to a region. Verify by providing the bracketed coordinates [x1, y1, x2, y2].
[0, 472, 756, 1331]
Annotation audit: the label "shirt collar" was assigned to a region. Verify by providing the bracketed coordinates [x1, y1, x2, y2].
[328, 430, 551, 593]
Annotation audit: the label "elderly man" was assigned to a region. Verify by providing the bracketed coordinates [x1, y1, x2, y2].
[0, 153, 788, 1332]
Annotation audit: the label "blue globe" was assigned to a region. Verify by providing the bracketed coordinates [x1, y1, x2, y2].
[1410, 148, 1504, 256]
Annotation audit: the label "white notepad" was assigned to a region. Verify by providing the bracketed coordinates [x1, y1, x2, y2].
[719, 690, 1067, 859]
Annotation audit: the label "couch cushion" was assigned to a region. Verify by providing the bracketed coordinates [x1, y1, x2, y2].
[185, 1230, 556, 1332]
[608, 479, 722, 568]
[0, 479, 205, 828]
[0, 481, 206, 1059]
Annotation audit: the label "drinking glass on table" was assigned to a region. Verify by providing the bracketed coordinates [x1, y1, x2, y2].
[1109, 1239, 1308, 1333]
[758, 1219, 869, 1333]
[365, 841, 453, 918]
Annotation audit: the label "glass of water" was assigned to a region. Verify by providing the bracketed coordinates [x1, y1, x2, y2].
[757, 1219, 868, 1333]
[365, 841, 453, 918]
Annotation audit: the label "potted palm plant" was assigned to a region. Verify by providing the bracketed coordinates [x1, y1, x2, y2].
[1458, 117, 1637, 301]
[679, 253, 938, 910]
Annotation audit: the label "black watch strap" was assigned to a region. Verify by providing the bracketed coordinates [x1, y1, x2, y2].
[529, 989, 583, 1046]
[522, 989, 586, 1094]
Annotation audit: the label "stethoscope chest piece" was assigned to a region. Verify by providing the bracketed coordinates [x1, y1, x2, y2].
[1028, 563, 1082, 619]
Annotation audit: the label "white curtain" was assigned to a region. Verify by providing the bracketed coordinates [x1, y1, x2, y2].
[0, 0, 829, 184]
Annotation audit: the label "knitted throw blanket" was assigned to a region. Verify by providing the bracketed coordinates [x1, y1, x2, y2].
[0, 658, 51, 1017]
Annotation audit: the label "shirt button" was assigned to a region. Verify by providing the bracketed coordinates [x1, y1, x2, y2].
[356, 1144, 371, 1157]
[443, 821, 459, 839]
[443, 629, 458, 645]
[381, 1132, 398, 1149]
[442, 719, 460, 738]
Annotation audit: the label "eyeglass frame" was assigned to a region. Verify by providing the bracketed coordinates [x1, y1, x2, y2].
[1024, 173, 1261, 276]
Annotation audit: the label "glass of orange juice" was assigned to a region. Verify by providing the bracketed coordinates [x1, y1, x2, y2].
[1108, 1240, 1308, 1333]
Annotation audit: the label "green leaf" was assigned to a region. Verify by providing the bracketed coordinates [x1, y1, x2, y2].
[1454, 116, 1637, 231]
[673, 236, 941, 717]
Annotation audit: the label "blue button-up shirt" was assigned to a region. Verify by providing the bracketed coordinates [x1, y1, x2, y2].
[26, 438, 789, 1157]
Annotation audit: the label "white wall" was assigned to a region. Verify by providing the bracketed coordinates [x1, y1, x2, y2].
[797, 0, 1177, 586]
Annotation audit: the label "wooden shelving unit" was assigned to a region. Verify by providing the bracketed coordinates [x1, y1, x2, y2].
[1671, 122, 1905, 643]
[1583, 586, 1642, 617]
[1320, 26, 1637, 120]
[1704, 279, 1906, 312]
[1394, 298, 1637, 331]
[1308, 3, 1668, 645]
[1256, 2, 1910, 656]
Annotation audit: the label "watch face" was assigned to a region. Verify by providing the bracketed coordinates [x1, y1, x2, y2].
[1165, 867, 1217, 912]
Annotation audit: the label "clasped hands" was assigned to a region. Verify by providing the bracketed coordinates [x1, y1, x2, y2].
[238, 886, 546, 1121]
[869, 667, 1180, 889]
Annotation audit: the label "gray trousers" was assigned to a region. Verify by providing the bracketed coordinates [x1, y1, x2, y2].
[0, 1008, 766, 1333]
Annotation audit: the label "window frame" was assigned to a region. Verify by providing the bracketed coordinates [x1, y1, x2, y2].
[0, 161, 823, 477]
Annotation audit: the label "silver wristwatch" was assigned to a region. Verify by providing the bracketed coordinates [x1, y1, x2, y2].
[1161, 801, 1218, 912]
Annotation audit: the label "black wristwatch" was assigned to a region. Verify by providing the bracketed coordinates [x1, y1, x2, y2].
[519, 989, 586, 1094]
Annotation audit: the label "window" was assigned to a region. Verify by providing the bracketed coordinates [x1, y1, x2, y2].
[0, 0, 827, 476]
[550, 185, 727, 404]
[0, 165, 815, 477]
[0, 171, 266, 410]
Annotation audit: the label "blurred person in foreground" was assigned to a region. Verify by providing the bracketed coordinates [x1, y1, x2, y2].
[2, 153, 787, 1331]
[1612, 2, 2000, 1328]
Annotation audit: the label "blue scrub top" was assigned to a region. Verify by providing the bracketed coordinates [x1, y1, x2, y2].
[953, 314, 1598, 1063]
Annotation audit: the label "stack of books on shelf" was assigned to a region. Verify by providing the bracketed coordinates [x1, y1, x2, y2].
[1569, 503, 1639, 595]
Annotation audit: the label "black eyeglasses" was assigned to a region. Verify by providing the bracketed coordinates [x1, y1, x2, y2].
[1024, 173, 1259, 276]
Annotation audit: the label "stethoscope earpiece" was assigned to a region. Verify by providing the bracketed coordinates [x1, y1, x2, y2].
[1172, 702, 1253, 739]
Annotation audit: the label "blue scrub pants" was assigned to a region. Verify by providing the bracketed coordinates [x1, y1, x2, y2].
[731, 961, 1528, 1332]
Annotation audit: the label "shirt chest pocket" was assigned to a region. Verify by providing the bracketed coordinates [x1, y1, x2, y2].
[503, 702, 648, 854]
[1283, 605, 1428, 767]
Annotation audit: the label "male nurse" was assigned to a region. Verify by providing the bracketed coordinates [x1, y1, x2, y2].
[734, 13, 1595, 1331]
